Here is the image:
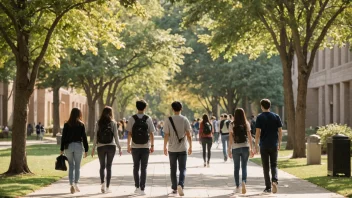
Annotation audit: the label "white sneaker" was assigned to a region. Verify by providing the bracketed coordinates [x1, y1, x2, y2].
[140, 190, 146, 195]
[106, 187, 111, 193]
[177, 185, 184, 196]
[101, 183, 106, 193]
[134, 188, 141, 194]
[73, 183, 80, 192]
[235, 187, 240, 194]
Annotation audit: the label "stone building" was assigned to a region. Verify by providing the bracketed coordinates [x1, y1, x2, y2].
[0, 82, 89, 129]
[292, 44, 352, 128]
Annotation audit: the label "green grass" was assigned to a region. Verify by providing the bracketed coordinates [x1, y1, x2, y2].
[0, 133, 55, 142]
[0, 144, 94, 197]
[250, 150, 352, 197]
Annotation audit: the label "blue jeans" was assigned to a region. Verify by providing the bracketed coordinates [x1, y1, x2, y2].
[65, 142, 83, 185]
[132, 148, 150, 190]
[221, 134, 229, 158]
[232, 147, 250, 187]
[260, 147, 278, 189]
[169, 151, 187, 190]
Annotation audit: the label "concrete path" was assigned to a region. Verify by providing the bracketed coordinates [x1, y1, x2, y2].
[0, 138, 56, 150]
[26, 138, 343, 198]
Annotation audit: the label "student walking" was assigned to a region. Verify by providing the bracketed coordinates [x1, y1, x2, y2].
[254, 99, 283, 194]
[199, 114, 213, 167]
[220, 114, 231, 162]
[60, 108, 89, 194]
[228, 108, 254, 194]
[127, 100, 155, 196]
[163, 101, 192, 196]
[91, 106, 122, 193]
[193, 119, 200, 141]
[211, 116, 220, 147]
[35, 122, 42, 140]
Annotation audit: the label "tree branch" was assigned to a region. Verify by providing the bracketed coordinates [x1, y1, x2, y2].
[0, 2, 19, 33]
[0, 24, 18, 55]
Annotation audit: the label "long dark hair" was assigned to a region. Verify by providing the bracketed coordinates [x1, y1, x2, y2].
[67, 108, 83, 126]
[98, 106, 114, 127]
[119, 120, 125, 131]
[234, 108, 248, 127]
[202, 114, 210, 126]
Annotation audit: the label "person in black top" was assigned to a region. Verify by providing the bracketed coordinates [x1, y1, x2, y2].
[60, 108, 89, 194]
[254, 99, 283, 194]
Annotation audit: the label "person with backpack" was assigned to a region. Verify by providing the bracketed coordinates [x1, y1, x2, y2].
[60, 108, 89, 194]
[211, 116, 220, 147]
[163, 101, 192, 196]
[199, 114, 213, 167]
[35, 122, 42, 140]
[228, 108, 254, 194]
[254, 99, 283, 194]
[127, 99, 155, 196]
[220, 114, 230, 162]
[91, 106, 122, 193]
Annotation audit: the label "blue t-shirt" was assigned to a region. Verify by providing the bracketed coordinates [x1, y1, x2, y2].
[255, 112, 282, 149]
[194, 122, 200, 130]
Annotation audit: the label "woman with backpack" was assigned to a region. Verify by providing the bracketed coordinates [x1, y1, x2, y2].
[199, 114, 214, 167]
[60, 108, 89, 194]
[228, 108, 254, 194]
[92, 106, 122, 193]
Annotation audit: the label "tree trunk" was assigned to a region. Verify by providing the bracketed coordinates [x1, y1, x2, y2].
[87, 100, 96, 141]
[98, 95, 105, 114]
[226, 89, 234, 115]
[292, 73, 309, 158]
[52, 86, 60, 137]
[2, 82, 8, 127]
[211, 96, 219, 117]
[280, 56, 295, 150]
[5, 58, 32, 175]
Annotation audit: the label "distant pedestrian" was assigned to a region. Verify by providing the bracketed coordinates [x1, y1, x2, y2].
[27, 124, 33, 137]
[254, 99, 283, 194]
[160, 121, 165, 138]
[211, 116, 220, 147]
[199, 114, 213, 167]
[228, 108, 254, 194]
[60, 108, 89, 194]
[127, 100, 155, 196]
[118, 120, 125, 139]
[250, 115, 256, 136]
[35, 122, 42, 140]
[193, 119, 200, 141]
[92, 106, 122, 194]
[163, 101, 192, 196]
[40, 124, 45, 141]
[220, 114, 231, 162]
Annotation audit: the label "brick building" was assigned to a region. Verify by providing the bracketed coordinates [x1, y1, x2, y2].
[0, 82, 89, 129]
[292, 44, 352, 128]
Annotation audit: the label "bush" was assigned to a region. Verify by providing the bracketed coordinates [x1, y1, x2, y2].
[316, 124, 352, 153]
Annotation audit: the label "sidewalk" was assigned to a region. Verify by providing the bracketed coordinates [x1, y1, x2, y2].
[27, 138, 343, 198]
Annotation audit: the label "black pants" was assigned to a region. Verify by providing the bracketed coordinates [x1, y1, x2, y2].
[260, 147, 278, 189]
[132, 148, 150, 191]
[201, 137, 213, 163]
[97, 145, 116, 188]
[169, 151, 187, 190]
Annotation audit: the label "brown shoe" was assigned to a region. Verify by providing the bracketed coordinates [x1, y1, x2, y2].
[272, 182, 278, 194]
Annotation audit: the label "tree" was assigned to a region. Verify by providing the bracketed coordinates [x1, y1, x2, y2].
[176, 0, 352, 157]
[0, 0, 136, 175]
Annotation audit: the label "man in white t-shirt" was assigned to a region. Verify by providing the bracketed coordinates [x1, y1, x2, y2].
[127, 100, 156, 196]
[163, 101, 192, 196]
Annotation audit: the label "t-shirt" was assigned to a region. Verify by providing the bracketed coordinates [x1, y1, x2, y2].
[164, 115, 192, 152]
[255, 112, 283, 149]
[194, 122, 200, 130]
[127, 114, 156, 148]
[229, 121, 251, 149]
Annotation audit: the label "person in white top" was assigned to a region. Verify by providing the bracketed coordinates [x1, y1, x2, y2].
[228, 108, 254, 195]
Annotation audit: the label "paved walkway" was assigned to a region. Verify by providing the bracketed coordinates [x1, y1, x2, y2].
[27, 138, 343, 198]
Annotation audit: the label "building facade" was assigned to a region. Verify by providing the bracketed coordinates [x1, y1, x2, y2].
[0, 82, 89, 128]
[292, 44, 352, 128]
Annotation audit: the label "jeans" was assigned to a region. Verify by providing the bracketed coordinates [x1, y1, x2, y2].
[193, 130, 199, 141]
[232, 147, 250, 187]
[221, 134, 229, 158]
[65, 142, 83, 185]
[169, 151, 187, 190]
[201, 137, 213, 163]
[132, 148, 150, 190]
[213, 132, 220, 143]
[260, 147, 278, 189]
[98, 145, 116, 188]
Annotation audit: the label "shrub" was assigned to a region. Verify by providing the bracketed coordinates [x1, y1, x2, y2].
[316, 124, 352, 153]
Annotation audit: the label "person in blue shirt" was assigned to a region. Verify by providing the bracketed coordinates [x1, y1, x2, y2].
[254, 99, 283, 195]
[193, 119, 200, 141]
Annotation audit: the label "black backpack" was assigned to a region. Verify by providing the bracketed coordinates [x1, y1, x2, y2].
[132, 115, 149, 144]
[233, 124, 247, 143]
[55, 155, 68, 171]
[203, 122, 212, 135]
[97, 122, 114, 144]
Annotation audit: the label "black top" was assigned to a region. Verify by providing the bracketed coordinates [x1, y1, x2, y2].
[60, 123, 89, 152]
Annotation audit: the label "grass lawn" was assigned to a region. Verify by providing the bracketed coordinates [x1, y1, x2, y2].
[250, 150, 352, 197]
[0, 133, 54, 142]
[0, 144, 95, 197]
